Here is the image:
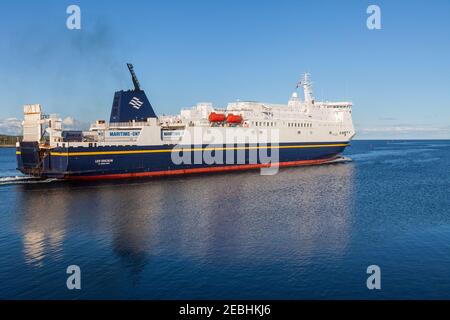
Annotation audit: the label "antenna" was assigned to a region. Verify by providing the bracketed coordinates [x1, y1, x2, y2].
[127, 63, 141, 91]
[303, 73, 311, 86]
[302, 72, 314, 104]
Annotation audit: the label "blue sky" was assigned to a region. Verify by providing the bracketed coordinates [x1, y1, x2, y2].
[0, 0, 449, 138]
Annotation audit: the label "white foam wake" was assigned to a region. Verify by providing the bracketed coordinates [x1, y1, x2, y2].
[324, 156, 353, 164]
[0, 176, 59, 186]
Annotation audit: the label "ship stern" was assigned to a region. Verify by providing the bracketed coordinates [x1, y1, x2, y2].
[16, 141, 43, 177]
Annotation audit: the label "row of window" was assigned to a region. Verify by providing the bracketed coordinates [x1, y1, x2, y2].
[252, 121, 276, 127]
[251, 121, 312, 128]
[288, 122, 312, 128]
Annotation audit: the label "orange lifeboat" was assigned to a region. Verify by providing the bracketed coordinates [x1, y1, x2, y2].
[226, 113, 243, 124]
[208, 112, 226, 122]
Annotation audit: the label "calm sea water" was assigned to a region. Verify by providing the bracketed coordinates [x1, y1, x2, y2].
[0, 140, 449, 299]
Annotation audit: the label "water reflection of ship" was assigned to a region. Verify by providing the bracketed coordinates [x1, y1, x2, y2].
[17, 187, 70, 266]
[17, 182, 163, 274]
[105, 185, 163, 277]
[106, 162, 355, 265]
[17, 162, 354, 275]
[158, 163, 355, 261]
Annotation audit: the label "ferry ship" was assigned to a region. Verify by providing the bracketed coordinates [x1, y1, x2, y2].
[16, 64, 355, 180]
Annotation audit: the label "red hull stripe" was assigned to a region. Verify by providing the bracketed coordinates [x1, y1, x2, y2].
[67, 157, 338, 181]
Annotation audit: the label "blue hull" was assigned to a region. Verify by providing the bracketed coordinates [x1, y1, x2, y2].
[17, 142, 349, 180]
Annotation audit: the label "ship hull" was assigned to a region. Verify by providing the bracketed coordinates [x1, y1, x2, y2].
[16, 141, 349, 180]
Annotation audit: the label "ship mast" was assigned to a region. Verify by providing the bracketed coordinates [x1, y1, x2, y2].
[302, 73, 314, 105]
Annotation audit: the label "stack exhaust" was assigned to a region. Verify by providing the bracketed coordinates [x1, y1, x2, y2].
[109, 63, 157, 123]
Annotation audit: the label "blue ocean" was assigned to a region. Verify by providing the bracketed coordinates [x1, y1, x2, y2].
[0, 140, 449, 299]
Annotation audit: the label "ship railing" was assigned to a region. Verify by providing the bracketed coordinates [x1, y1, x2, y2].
[107, 121, 151, 128]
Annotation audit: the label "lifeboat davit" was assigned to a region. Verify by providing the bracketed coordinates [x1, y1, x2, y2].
[208, 112, 226, 122]
[226, 113, 243, 124]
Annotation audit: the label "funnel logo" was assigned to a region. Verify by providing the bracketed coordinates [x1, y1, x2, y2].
[129, 97, 144, 109]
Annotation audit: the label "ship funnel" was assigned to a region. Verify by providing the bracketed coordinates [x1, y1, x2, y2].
[109, 63, 157, 123]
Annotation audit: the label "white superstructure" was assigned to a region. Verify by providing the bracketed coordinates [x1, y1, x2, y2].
[24, 74, 355, 148]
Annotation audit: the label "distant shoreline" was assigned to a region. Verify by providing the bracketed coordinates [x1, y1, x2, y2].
[0, 135, 21, 148]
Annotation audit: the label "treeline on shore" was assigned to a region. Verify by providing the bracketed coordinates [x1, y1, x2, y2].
[0, 135, 22, 146]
